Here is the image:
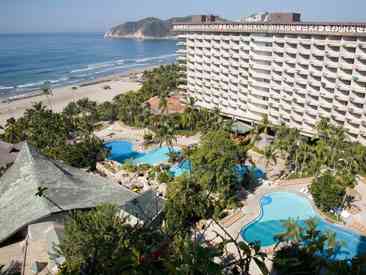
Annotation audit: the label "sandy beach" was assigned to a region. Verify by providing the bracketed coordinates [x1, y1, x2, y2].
[0, 75, 142, 126]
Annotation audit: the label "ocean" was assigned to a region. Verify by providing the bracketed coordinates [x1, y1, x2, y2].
[0, 33, 177, 98]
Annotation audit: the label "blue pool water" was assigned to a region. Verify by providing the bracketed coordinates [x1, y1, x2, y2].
[105, 140, 179, 166]
[241, 192, 366, 260]
[169, 160, 265, 179]
[169, 160, 192, 177]
[133, 146, 179, 166]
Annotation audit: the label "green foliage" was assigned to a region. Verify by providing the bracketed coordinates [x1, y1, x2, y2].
[189, 130, 242, 203]
[167, 235, 223, 275]
[273, 218, 366, 275]
[165, 175, 213, 233]
[310, 171, 350, 212]
[0, 102, 106, 170]
[58, 204, 164, 275]
[121, 161, 139, 173]
[157, 170, 173, 184]
[97, 101, 118, 121]
[272, 118, 366, 177]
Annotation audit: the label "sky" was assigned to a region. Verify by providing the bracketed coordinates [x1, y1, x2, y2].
[0, 0, 365, 33]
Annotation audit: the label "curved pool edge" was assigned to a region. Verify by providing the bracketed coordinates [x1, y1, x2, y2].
[240, 190, 366, 250]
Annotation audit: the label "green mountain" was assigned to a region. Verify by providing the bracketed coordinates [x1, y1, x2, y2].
[105, 16, 227, 39]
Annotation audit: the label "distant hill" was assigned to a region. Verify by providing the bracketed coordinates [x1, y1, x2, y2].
[105, 16, 228, 39]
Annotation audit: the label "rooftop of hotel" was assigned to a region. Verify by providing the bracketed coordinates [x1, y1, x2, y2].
[173, 13, 366, 27]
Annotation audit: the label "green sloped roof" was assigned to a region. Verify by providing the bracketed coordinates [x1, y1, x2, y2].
[0, 142, 139, 243]
[231, 121, 253, 134]
[122, 190, 165, 223]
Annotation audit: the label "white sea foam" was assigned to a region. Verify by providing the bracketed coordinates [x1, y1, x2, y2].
[70, 53, 175, 74]
[135, 53, 177, 63]
[0, 86, 14, 90]
[17, 81, 46, 89]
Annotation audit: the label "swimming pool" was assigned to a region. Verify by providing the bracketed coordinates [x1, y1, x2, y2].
[241, 192, 366, 260]
[104, 140, 179, 166]
[169, 160, 266, 179]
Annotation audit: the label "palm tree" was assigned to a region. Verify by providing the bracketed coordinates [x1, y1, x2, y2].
[264, 145, 277, 168]
[41, 81, 53, 109]
[155, 119, 177, 152]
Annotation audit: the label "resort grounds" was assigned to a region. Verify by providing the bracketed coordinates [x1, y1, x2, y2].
[0, 74, 141, 125]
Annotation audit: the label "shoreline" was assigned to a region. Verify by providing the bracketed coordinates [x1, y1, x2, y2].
[0, 64, 166, 126]
[0, 64, 162, 104]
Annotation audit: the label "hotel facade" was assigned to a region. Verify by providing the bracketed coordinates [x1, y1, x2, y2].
[174, 13, 366, 144]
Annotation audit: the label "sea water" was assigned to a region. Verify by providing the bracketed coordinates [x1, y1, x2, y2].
[0, 33, 177, 98]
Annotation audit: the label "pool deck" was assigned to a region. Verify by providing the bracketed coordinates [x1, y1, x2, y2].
[202, 176, 366, 274]
[95, 121, 201, 152]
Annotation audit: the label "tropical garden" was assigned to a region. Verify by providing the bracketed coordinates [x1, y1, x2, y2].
[1, 63, 366, 274]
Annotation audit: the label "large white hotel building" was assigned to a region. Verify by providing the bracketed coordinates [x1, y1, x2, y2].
[173, 13, 366, 144]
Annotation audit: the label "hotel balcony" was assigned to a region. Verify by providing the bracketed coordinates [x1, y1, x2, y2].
[348, 104, 364, 115]
[285, 37, 299, 44]
[331, 112, 346, 122]
[327, 39, 341, 47]
[299, 38, 312, 45]
[269, 90, 281, 99]
[230, 60, 240, 67]
[340, 50, 356, 59]
[319, 99, 333, 109]
[241, 43, 250, 50]
[338, 72, 353, 81]
[250, 52, 272, 62]
[352, 74, 366, 83]
[291, 112, 304, 122]
[177, 56, 186, 62]
[285, 46, 297, 55]
[351, 81, 366, 93]
[333, 98, 348, 110]
[231, 44, 240, 51]
[273, 45, 284, 53]
[294, 86, 307, 96]
[229, 76, 239, 84]
[345, 123, 360, 135]
[272, 73, 282, 82]
[311, 48, 325, 56]
[342, 41, 357, 48]
[284, 65, 296, 74]
[319, 89, 333, 99]
[252, 63, 270, 71]
[250, 79, 270, 89]
[270, 61, 282, 71]
[325, 49, 339, 58]
[346, 113, 362, 125]
[336, 81, 351, 91]
[357, 53, 366, 61]
[306, 98, 319, 107]
[252, 36, 273, 43]
[270, 80, 282, 90]
[310, 59, 324, 67]
[254, 72, 271, 80]
[248, 95, 268, 106]
[313, 39, 327, 46]
[323, 69, 337, 80]
[349, 95, 365, 105]
[247, 102, 268, 113]
[240, 76, 249, 83]
[253, 45, 272, 52]
[297, 56, 310, 66]
[241, 35, 250, 41]
[324, 59, 338, 68]
[338, 61, 354, 70]
[298, 46, 311, 55]
[282, 82, 294, 92]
